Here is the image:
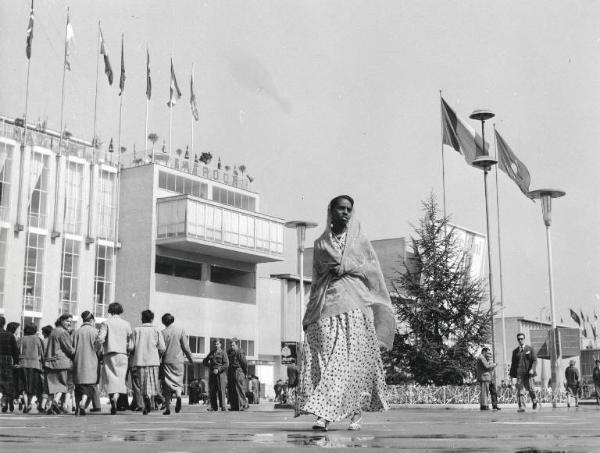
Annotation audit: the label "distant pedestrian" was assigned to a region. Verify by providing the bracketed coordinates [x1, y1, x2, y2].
[159, 313, 193, 415]
[564, 359, 580, 408]
[131, 310, 165, 415]
[592, 359, 600, 406]
[44, 314, 75, 415]
[203, 339, 228, 411]
[476, 347, 496, 410]
[227, 338, 248, 411]
[509, 333, 538, 412]
[72, 311, 100, 416]
[97, 302, 133, 415]
[485, 349, 501, 410]
[0, 316, 19, 413]
[274, 379, 283, 402]
[16, 323, 44, 413]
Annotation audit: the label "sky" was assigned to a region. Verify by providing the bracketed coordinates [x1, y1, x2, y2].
[1, 0, 599, 332]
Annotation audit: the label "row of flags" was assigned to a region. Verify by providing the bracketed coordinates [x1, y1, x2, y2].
[440, 97, 532, 198]
[569, 308, 599, 341]
[24, 4, 200, 120]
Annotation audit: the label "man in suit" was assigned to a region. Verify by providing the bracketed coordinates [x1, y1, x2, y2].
[203, 339, 228, 411]
[476, 347, 496, 410]
[509, 332, 538, 412]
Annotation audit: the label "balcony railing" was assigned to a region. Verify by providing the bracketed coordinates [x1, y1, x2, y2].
[156, 195, 284, 262]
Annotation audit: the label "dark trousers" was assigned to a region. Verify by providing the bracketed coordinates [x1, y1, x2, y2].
[129, 367, 144, 409]
[209, 372, 227, 410]
[227, 369, 248, 411]
[489, 382, 498, 408]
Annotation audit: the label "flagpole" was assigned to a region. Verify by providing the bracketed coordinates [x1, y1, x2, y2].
[439, 90, 447, 219]
[492, 124, 508, 381]
[115, 33, 124, 252]
[169, 104, 173, 160]
[145, 45, 150, 162]
[92, 21, 100, 149]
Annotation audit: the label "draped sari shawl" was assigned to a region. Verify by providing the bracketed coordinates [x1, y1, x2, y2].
[302, 211, 396, 350]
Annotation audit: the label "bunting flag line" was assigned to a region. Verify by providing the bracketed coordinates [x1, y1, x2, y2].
[592, 324, 598, 342]
[440, 97, 488, 166]
[26, 0, 34, 60]
[108, 137, 114, 152]
[583, 327, 589, 338]
[99, 25, 113, 85]
[580, 309, 586, 327]
[495, 129, 532, 198]
[190, 70, 199, 121]
[146, 48, 151, 100]
[64, 11, 75, 71]
[569, 308, 581, 326]
[167, 59, 182, 107]
[118, 35, 125, 96]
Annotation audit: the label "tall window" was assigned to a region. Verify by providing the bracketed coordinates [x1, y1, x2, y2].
[93, 244, 113, 318]
[212, 186, 256, 211]
[63, 161, 84, 235]
[0, 142, 13, 221]
[158, 171, 208, 199]
[188, 336, 206, 354]
[59, 239, 80, 315]
[96, 170, 116, 240]
[0, 228, 7, 309]
[27, 152, 50, 229]
[23, 232, 45, 313]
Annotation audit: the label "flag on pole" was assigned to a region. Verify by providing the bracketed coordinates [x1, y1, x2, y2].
[592, 324, 598, 342]
[108, 137, 114, 153]
[570, 308, 581, 326]
[495, 130, 532, 197]
[64, 11, 75, 71]
[583, 327, 589, 338]
[146, 48, 151, 100]
[190, 70, 199, 121]
[25, 0, 34, 59]
[118, 35, 125, 95]
[99, 25, 113, 85]
[440, 97, 488, 166]
[167, 59, 182, 107]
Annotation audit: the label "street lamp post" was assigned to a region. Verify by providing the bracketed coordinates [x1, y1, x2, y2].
[470, 109, 499, 372]
[284, 220, 318, 342]
[528, 188, 565, 397]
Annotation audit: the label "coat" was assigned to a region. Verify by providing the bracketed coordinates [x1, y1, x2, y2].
[18, 335, 44, 370]
[476, 353, 495, 382]
[44, 326, 74, 370]
[97, 315, 133, 355]
[161, 324, 193, 365]
[203, 348, 228, 374]
[130, 324, 165, 367]
[509, 344, 537, 378]
[73, 323, 100, 385]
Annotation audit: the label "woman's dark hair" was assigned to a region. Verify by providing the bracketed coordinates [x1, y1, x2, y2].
[141, 309, 154, 323]
[329, 195, 354, 212]
[24, 323, 37, 335]
[161, 313, 175, 326]
[81, 310, 94, 323]
[6, 322, 20, 334]
[41, 325, 53, 337]
[55, 314, 72, 327]
[108, 302, 124, 315]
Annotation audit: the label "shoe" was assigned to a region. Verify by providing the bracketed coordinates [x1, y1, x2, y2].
[110, 398, 117, 415]
[493, 406, 501, 411]
[163, 409, 171, 415]
[78, 404, 86, 416]
[23, 405, 31, 414]
[517, 407, 525, 413]
[175, 397, 182, 413]
[1, 405, 7, 413]
[8, 401, 14, 412]
[480, 406, 490, 411]
[312, 418, 329, 431]
[532, 401, 538, 410]
[348, 414, 363, 431]
[567, 402, 571, 408]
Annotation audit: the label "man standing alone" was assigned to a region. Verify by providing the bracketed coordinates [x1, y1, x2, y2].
[509, 333, 538, 412]
[592, 359, 600, 406]
[203, 340, 228, 411]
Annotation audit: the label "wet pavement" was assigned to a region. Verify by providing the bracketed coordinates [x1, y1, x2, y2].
[1, 403, 600, 452]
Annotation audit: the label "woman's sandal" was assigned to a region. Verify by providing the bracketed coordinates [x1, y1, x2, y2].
[348, 413, 363, 431]
[312, 417, 329, 431]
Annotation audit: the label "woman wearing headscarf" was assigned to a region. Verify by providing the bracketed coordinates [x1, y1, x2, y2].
[295, 195, 395, 431]
[130, 309, 165, 414]
[73, 311, 100, 416]
[44, 314, 75, 414]
[17, 323, 44, 413]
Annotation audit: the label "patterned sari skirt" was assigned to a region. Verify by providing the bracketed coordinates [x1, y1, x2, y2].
[295, 308, 388, 422]
[136, 366, 160, 398]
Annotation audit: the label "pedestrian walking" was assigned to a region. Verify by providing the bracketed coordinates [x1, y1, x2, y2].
[509, 332, 538, 412]
[72, 311, 100, 416]
[203, 339, 228, 411]
[0, 316, 19, 413]
[97, 302, 133, 415]
[159, 313, 193, 415]
[592, 359, 600, 406]
[130, 310, 165, 415]
[16, 323, 44, 414]
[476, 346, 496, 410]
[44, 314, 75, 415]
[565, 359, 580, 408]
[295, 195, 395, 431]
[227, 338, 248, 411]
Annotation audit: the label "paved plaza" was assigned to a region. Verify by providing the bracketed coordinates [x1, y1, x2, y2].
[1, 402, 600, 452]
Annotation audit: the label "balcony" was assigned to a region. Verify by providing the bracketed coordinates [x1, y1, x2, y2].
[156, 195, 284, 263]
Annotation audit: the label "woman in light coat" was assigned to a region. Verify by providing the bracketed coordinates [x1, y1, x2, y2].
[44, 314, 75, 414]
[73, 311, 100, 415]
[17, 323, 44, 413]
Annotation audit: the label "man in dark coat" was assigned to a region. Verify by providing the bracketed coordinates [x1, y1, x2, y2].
[592, 359, 600, 406]
[509, 332, 538, 412]
[564, 359, 580, 408]
[203, 339, 228, 411]
[226, 338, 248, 411]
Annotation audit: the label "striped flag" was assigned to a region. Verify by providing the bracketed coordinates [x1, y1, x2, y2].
[167, 59, 182, 107]
[190, 70, 199, 121]
[440, 97, 488, 166]
[118, 35, 125, 96]
[25, 0, 34, 59]
[64, 11, 75, 71]
[495, 130, 532, 197]
[146, 48, 151, 100]
[99, 25, 113, 85]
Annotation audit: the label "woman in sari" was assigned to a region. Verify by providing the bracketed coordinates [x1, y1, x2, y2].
[295, 195, 395, 431]
[17, 323, 44, 413]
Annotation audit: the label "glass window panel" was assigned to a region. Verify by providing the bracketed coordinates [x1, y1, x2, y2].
[158, 171, 167, 189]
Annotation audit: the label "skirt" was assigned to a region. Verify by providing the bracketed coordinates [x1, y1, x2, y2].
[0, 355, 16, 397]
[18, 368, 43, 396]
[46, 369, 69, 394]
[102, 353, 129, 394]
[295, 308, 388, 422]
[161, 362, 184, 392]
[136, 366, 160, 397]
